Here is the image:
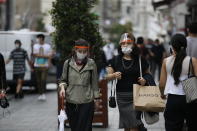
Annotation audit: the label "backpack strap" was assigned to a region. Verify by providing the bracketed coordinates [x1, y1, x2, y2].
[66, 59, 71, 86]
[89, 70, 92, 85]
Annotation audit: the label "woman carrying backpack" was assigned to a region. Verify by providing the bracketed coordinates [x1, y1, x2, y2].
[58, 39, 100, 131]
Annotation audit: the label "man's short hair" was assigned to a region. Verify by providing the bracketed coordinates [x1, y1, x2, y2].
[14, 40, 22, 46]
[188, 22, 197, 34]
[37, 34, 45, 39]
[136, 37, 144, 44]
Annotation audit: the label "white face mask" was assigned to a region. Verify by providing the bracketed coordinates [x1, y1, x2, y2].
[121, 46, 132, 54]
[36, 39, 39, 43]
[15, 44, 20, 49]
[76, 52, 87, 60]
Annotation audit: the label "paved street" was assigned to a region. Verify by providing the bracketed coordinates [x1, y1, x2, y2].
[0, 84, 165, 131]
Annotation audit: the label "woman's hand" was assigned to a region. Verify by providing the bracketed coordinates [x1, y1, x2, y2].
[138, 77, 146, 86]
[59, 86, 65, 98]
[161, 94, 167, 100]
[113, 72, 122, 80]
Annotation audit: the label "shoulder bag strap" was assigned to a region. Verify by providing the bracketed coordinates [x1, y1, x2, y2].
[111, 79, 117, 97]
[66, 59, 71, 86]
[139, 55, 142, 78]
[188, 57, 195, 77]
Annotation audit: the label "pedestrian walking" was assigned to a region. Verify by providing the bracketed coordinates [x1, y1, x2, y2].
[106, 33, 149, 131]
[150, 39, 166, 80]
[33, 34, 52, 101]
[186, 22, 197, 130]
[136, 36, 149, 60]
[0, 53, 7, 99]
[159, 34, 197, 131]
[187, 22, 197, 58]
[103, 40, 116, 63]
[58, 39, 100, 131]
[6, 40, 32, 99]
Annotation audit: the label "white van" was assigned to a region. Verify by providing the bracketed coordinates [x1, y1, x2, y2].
[0, 30, 56, 91]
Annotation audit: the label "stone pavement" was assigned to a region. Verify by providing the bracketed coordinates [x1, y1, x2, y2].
[0, 84, 165, 131]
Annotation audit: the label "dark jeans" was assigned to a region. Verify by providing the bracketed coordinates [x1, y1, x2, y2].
[164, 94, 197, 131]
[35, 67, 48, 94]
[66, 101, 94, 131]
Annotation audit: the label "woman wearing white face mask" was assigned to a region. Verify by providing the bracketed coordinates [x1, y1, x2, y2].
[106, 33, 150, 131]
[59, 39, 100, 131]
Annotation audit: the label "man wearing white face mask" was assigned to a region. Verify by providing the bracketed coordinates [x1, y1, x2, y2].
[6, 40, 32, 99]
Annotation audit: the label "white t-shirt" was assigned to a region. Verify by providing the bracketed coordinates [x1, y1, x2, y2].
[103, 43, 115, 61]
[33, 43, 52, 67]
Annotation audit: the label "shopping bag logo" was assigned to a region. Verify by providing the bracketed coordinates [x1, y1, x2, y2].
[133, 84, 165, 112]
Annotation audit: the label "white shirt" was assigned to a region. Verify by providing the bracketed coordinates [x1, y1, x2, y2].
[103, 43, 115, 61]
[164, 56, 190, 95]
[33, 43, 52, 67]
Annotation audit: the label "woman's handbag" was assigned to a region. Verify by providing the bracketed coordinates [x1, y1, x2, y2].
[182, 58, 197, 103]
[109, 79, 117, 108]
[143, 112, 159, 125]
[133, 56, 165, 112]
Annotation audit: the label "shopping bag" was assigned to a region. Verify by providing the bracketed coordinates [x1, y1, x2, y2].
[182, 58, 197, 103]
[58, 96, 67, 131]
[133, 84, 165, 112]
[143, 112, 159, 125]
[109, 79, 117, 108]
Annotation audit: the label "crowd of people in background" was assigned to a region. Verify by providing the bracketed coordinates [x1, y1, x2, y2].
[0, 21, 197, 131]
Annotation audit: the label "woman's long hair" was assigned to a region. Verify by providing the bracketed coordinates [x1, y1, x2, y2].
[170, 34, 187, 85]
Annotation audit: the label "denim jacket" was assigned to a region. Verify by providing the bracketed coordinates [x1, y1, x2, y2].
[59, 57, 100, 104]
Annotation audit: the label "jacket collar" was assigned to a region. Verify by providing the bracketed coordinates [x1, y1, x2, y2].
[69, 57, 93, 73]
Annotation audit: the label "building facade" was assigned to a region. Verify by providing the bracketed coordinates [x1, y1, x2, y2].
[153, 0, 197, 35]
